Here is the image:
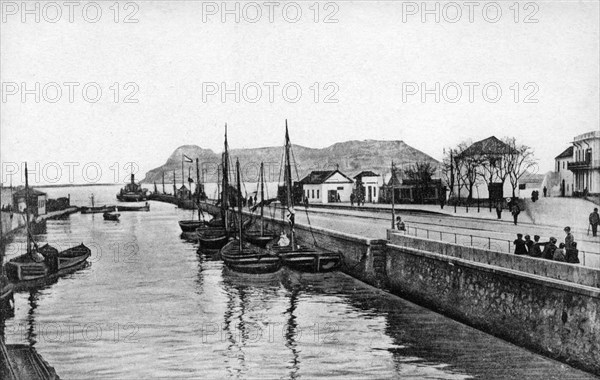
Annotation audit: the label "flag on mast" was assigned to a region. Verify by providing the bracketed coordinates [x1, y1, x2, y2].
[183, 154, 193, 163]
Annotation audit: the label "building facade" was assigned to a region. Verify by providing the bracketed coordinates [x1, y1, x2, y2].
[569, 130, 600, 195]
[353, 171, 382, 203]
[12, 188, 47, 216]
[299, 170, 354, 204]
[554, 146, 574, 197]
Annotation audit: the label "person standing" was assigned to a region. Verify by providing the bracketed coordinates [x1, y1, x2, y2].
[495, 202, 502, 219]
[543, 186, 547, 197]
[513, 233, 528, 255]
[510, 202, 520, 225]
[524, 235, 534, 254]
[395, 216, 406, 231]
[350, 193, 355, 206]
[542, 237, 558, 260]
[553, 243, 566, 262]
[564, 226, 574, 249]
[530, 235, 544, 257]
[589, 207, 599, 237]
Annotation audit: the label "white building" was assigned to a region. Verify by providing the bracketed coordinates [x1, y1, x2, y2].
[570, 130, 600, 195]
[353, 171, 382, 203]
[554, 146, 574, 197]
[299, 170, 354, 204]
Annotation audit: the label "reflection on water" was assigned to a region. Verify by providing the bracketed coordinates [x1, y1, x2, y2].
[0, 185, 596, 379]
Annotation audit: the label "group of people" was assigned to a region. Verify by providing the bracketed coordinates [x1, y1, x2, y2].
[350, 193, 364, 206]
[496, 200, 521, 225]
[513, 226, 580, 264]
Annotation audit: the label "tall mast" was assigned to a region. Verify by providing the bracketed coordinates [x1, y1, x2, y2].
[236, 159, 243, 252]
[181, 155, 184, 192]
[284, 120, 295, 250]
[24, 163, 32, 256]
[391, 161, 396, 229]
[173, 170, 176, 195]
[222, 124, 229, 231]
[260, 162, 265, 236]
[162, 171, 165, 194]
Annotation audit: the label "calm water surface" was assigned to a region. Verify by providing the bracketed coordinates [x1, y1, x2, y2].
[1, 185, 596, 379]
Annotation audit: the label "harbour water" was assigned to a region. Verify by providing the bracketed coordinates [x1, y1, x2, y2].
[1, 185, 596, 379]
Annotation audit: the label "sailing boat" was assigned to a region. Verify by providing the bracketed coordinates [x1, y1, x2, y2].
[197, 124, 230, 248]
[220, 159, 280, 274]
[5, 163, 91, 288]
[268, 121, 341, 272]
[179, 158, 207, 232]
[244, 162, 278, 247]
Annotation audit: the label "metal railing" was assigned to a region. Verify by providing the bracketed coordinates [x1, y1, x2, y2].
[403, 225, 598, 267]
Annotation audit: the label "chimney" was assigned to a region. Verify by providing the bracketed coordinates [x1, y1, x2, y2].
[131, 173, 135, 184]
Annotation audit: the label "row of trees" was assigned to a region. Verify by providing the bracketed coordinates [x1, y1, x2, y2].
[441, 137, 538, 201]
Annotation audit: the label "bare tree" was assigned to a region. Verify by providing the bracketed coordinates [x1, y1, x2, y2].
[404, 162, 437, 203]
[502, 137, 538, 198]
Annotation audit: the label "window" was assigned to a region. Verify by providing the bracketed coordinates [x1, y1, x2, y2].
[311, 189, 314, 198]
[317, 190, 320, 199]
[563, 161, 565, 169]
[373, 188, 376, 197]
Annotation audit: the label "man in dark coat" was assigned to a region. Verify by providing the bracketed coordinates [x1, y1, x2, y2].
[589, 208, 599, 237]
[513, 233, 528, 255]
[542, 237, 558, 260]
[510, 203, 520, 225]
[530, 235, 544, 257]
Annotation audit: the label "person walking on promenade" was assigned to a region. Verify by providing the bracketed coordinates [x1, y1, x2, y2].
[543, 186, 547, 197]
[495, 202, 502, 219]
[513, 233, 528, 255]
[524, 234, 533, 254]
[564, 226, 574, 249]
[589, 207, 599, 237]
[530, 235, 544, 257]
[510, 202, 520, 225]
[303, 196, 309, 209]
[350, 193, 355, 206]
[542, 237, 558, 260]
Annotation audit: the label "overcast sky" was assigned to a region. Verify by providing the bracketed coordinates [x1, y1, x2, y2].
[1, 0, 598, 185]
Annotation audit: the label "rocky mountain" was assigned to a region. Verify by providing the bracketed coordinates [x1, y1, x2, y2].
[143, 140, 440, 185]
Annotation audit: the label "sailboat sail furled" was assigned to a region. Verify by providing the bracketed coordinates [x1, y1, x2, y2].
[268, 121, 341, 272]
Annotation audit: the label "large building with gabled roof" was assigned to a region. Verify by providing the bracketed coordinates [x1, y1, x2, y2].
[299, 169, 354, 204]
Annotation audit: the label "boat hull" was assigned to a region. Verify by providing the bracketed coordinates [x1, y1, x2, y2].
[272, 246, 341, 272]
[179, 220, 205, 233]
[243, 232, 278, 248]
[6, 245, 91, 290]
[103, 213, 120, 221]
[221, 240, 280, 274]
[197, 227, 229, 249]
[81, 206, 114, 214]
[117, 193, 146, 202]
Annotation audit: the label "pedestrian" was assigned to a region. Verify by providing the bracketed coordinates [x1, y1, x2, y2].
[564, 226, 574, 249]
[350, 193, 355, 206]
[254, 194, 257, 204]
[510, 202, 520, 225]
[513, 233, 528, 255]
[337, 193, 341, 203]
[589, 207, 599, 237]
[553, 243, 566, 262]
[543, 186, 547, 197]
[524, 234, 533, 254]
[304, 196, 309, 209]
[395, 216, 406, 231]
[495, 202, 502, 219]
[542, 237, 557, 260]
[530, 235, 544, 257]
[566, 241, 580, 264]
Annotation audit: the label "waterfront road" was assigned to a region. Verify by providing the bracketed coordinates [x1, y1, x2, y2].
[262, 204, 600, 268]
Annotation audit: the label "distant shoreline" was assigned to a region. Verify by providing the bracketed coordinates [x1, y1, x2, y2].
[33, 183, 120, 188]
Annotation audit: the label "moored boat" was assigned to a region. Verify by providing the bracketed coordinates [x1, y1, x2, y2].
[197, 125, 231, 249]
[220, 159, 281, 274]
[116, 202, 150, 212]
[117, 173, 147, 202]
[80, 205, 115, 214]
[265, 121, 341, 273]
[5, 164, 92, 290]
[103, 212, 120, 221]
[243, 162, 278, 248]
